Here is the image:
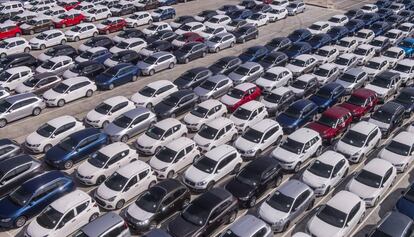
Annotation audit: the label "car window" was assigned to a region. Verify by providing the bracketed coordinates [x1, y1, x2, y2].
[60, 209, 75, 226]
[1, 163, 30, 182]
[216, 128, 225, 139]
[54, 122, 75, 135]
[76, 201, 89, 214]
[347, 202, 361, 224]
[175, 149, 185, 162]
[125, 176, 137, 190]
[133, 113, 149, 125]
[382, 168, 392, 185]
[138, 169, 149, 180]
[111, 102, 128, 113]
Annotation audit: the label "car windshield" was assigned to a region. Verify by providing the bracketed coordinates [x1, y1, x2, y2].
[145, 126, 165, 140]
[385, 140, 411, 156]
[334, 56, 350, 66]
[382, 50, 398, 59]
[80, 51, 93, 59]
[290, 79, 307, 89]
[242, 128, 263, 143]
[228, 88, 245, 99]
[190, 106, 209, 118]
[347, 95, 366, 106]
[94, 102, 112, 115]
[135, 187, 165, 213]
[355, 170, 382, 188]
[266, 191, 294, 213]
[36, 33, 48, 40]
[262, 55, 277, 64]
[317, 205, 347, 228]
[341, 130, 367, 147]
[36, 206, 63, 229]
[314, 68, 330, 77]
[200, 80, 216, 90]
[113, 115, 132, 128]
[370, 78, 390, 88]
[143, 56, 158, 64]
[339, 73, 357, 83]
[233, 66, 249, 75]
[280, 138, 303, 154]
[58, 136, 77, 151]
[365, 61, 381, 70]
[182, 202, 209, 226]
[393, 64, 412, 73]
[261, 72, 278, 81]
[264, 93, 282, 103]
[337, 39, 351, 47]
[163, 95, 180, 106]
[384, 32, 398, 39]
[316, 49, 330, 57]
[0, 71, 11, 81]
[116, 42, 129, 49]
[105, 172, 128, 192]
[396, 91, 414, 104]
[398, 40, 414, 48]
[233, 107, 251, 120]
[139, 86, 156, 97]
[209, 36, 222, 43]
[308, 160, 333, 178]
[36, 123, 56, 138]
[87, 151, 110, 168]
[283, 106, 301, 118]
[70, 26, 82, 32]
[208, 18, 220, 23]
[146, 25, 158, 31]
[155, 146, 177, 163]
[9, 186, 31, 206]
[236, 166, 261, 186]
[70, 64, 83, 73]
[309, 24, 322, 30]
[370, 39, 384, 47]
[354, 47, 368, 56]
[228, 21, 240, 27]
[328, 17, 341, 23]
[44, 47, 59, 56]
[180, 25, 192, 31]
[193, 156, 217, 174]
[371, 109, 392, 123]
[0, 42, 7, 48]
[315, 89, 332, 99]
[198, 124, 218, 139]
[290, 59, 306, 67]
[41, 60, 55, 69]
[317, 115, 338, 127]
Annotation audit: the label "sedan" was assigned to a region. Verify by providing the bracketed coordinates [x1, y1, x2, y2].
[173, 42, 207, 64]
[153, 90, 198, 119]
[137, 51, 176, 76]
[95, 63, 140, 90]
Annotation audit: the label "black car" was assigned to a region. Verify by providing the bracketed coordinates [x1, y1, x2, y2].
[142, 40, 173, 55]
[259, 51, 289, 70]
[377, 8, 394, 20]
[173, 67, 212, 89]
[398, 10, 414, 21]
[0, 53, 38, 71]
[234, 25, 259, 43]
[386, 14, 405, 27]
[239, 0, 257, 9]
[40, 45, 78, 61]
[262, 88, 296, 115]
[367, 211, 414, 237]
[64, 61, 106, 80]
[218, 4, 240, 14]
[287, 28, 312, 43]
[375, 0, 393, 8]
[80, 36, 114, 52]
[124, 179, 191, 233]
[225, 156, 283, 208]
[170, 15, 197, 30]
[146, 30, 179, 43]
[369, 21, 392, 36]
[393, 87, 414, 117]
[0, 154, 42, 198]
[167, 188, 238, 237]
[196, 10, 218, 22]
[306, 33, 332, 50]
[154, 90, 198, 119]
[344, 19, 365, 34]
[265, 37, 292, 52]
[344, 9, 364, 19]
[208, 56, 243, 75]
[0, 139, 21, 161]
[326, 26, 349, 43]
[144, 229, 172, 237]
[174, 42, 207, 64]
[370, 101, 405, 137]
[107, 50, 141, 65]
[116, 29, 146, 41]
[357, 13, 380, 26]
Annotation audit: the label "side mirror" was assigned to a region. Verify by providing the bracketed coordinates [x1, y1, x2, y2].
[215, 169, 221, 174]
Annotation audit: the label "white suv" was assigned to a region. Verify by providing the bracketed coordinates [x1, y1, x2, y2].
[183, 99, 227, 132]
[379, 131, 414, 173]
[230, 100, 268, 133]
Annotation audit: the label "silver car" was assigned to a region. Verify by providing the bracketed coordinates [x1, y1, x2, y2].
[221, 215, 272, 237]
[206, 32, 236, 53]
[194, 74, 233, 101]
[0, 93, 46, 128]
[136, 51, 177, 76]
[228, 62, 264, 85]
[104, 107, 157, 142]
[336, 68, 368, 94]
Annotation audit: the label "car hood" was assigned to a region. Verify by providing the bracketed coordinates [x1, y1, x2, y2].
[136, 61, 153, 71]
[45, 145, 71, 162]
[29, 37, 45, 45]
[15, 83, 34, 94]
[127, 203, 154, 221]
[77, 160, 102, 177]
[307, 216, 343, 237]
[38, 53, 52, 62]
[364, 85, 387, 95]
[26, 218, 52, 237]
[230, 116, 247, 127]
[137, 134, 158, 147]
[335, 140, 360, 156]
[258, 202, 289, 224]
[255, 77, 275, 88]
[43, 89, 62, 100]
[96, 183, 118, 200]
[302, 170, 329, 188]
[86, 109, 108, 122]
[25, 132, 46, 146]
[310, 95, 329, 107]
[20, 23, 32, 30]
[168, 215, 200, 237]
[220, 95, 239, 106]
[193, 134, 212, 147]
[149, 156, 170, 171]
[306, 122, 331, 136]
[368, 118, 389, 129]
[379, 148, 409, 165]
[347, 179, 379, 199]
[154, 102, 174, 115]
[234, 137, 258, 151]
[184, 166, 211, 183]
[194, 86, 211, 97]
[276, 113, 298, 127]
[103, 123, 125, 137]
[63, 69, 79, 79]
[288, 86, 305, 95]
[0, 197, 25, 218]
[261, 98, 278, 109]
[272, 147, 300, 163]
[225, 179, 254, 199]
[396, 197, 414, 219]
[183, 113, 203, 125]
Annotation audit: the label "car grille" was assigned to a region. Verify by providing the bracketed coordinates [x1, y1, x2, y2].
[185, 178, 195, 186]
[95, 196, 106, 206]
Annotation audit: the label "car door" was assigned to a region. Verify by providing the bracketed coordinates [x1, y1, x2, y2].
[123, 175, 139, 201]
[344, 202, 361, 235]
[129, 113, 150, 136]
[138, 168, 152, 192]
[366, 128, 379, 151]
[53, 121, 76, 143]
[0, 163, 32, 190]
[56, 208, 76, 236]
[331, 159, 346, 185]
[11, 98, 36, 121]
[66, 82, 82, 102]
[215, 79, 229, 98]
[262, 125, 279, 149]
[76, 134, 101, 161]
[156, 55, 170, 71]
[176, 95, 192, 115]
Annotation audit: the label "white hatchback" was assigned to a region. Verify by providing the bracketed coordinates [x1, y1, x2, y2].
[65, 23, 98, 42]
[0, 66, 33, 91]
[0, 37, 31, 57]
[379, 131, 414, 172]
[130, 80, 178, 108]
[183, 99, 227, 132]
[229, 100, 268, 132]
[29, 29, 66, 50]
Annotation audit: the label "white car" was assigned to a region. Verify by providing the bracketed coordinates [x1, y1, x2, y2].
[41, 6, 66, 19]
[0, 66, 33, 91]
[352, 44, 376, 65]
[193, 117, 238, 152]
[334, 121, 381, 163]
[143, 22, 172, 36]
[43, 76, 97, 107]
[204, 14, 231, 29]
[266, 6, 288, 22]
[361, 57, 389, 78]
[307, 21, 331, 34]
[76, 142, 139, 185]
[246, 13, 269, 27]
[234, 119, 283, 158]
[65, 23, 98, 42]
[25, 115, 84, 153]
[353, 29, 375, 45]
[36, 56, 74, 75]
[149, 137, 200, 179]
[0, 87, 9, 100]
[29, 29, 66, 50]
[286, 54, 318, 76]
[335, 37, 358, 54]
[175, 22, 206, 35]
[398, 22, 414, 37]
[389, 3, 405, 14]
[83, 5, 111, 22]
[110, 38, 147, 54]
[335, 68, 368, 93]
[361, 3, 378, 13]
[229, 100, 268, 132]
[390, 59, 414, 84]
[0, 37, 30, 57]
[183, 99, 227, 132]
[301, 150, 349, 196]
[312, 63, 340, 85]
[125, 11, 152, 27]
[307, 191, 366, 237]
[379, 131, 414, 173]
[313, 46, 339, 64]
[270, 0, 289, 8]
[327, 14, 348, 27]
[130, 80, 178, 108]
[255, 66, 293, 92]
[382, 47, 405, 68]
[199, 26, 227, 40]
[94, 160, 157, 210]
[85, 96, 135, 128]
[135, 118, 188, 155]
[272, 128, 323, 172]
[384, 29, 404, 45]
[25, 190, 100, 237]
[183, 145, 242, 191]
[346, 158, 396, 207]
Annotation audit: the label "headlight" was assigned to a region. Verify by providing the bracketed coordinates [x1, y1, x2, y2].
[319, 183, 326, 188]
[197, 181, 207, 186]
[239, 196, 250, 201]
[138, 219, 150, 225]
[351, 151, 361, 158]
[203, 143, 210, 148]
[0, 218, 11, 222]
[108, 196, 116, 202]
[364, 197, 375, 202]
[31, 143, 41, 147]
[160, 167, 167, 172]
[246, 149, 256, 154]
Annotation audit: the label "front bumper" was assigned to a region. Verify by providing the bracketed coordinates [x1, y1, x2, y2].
[94, 194, 117, 210]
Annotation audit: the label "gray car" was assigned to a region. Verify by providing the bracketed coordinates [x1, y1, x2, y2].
[287, 1, 306, 15]
[368, 211, 413, 237]
[206, 32, 236, 53]
[0, 93, 46, 128]
[136, 51, 177, 76]
[336, 68, 368, 94]
[228, 62, 264, 85]
[258, 179, 315, 233]
[194, 74, 233, 101]
[103, 107, 157, 142]
[221, 214, 272, 237]
[73, 212, 131, 237]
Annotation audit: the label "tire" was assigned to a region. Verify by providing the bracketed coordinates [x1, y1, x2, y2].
[40, 44, 46, 50]
[116, 200, 125, 209]
[15, 33, 20, 37]
[307, 199, 315, 210]
[148, 19, 153, 25]
[149, 69, 155, 76]
[168, 62, 175, 69]
[206, 181, 215, 190]
[282, 221, 290, 232]
[202, 51, 206, 57]
[24, 47, 30, 53]
[182, 198, 190, 208]
[0, 119, 6, 128]
[184, 58, 189, 64]
[230, 42, 235, 48]
[102, 120, 109, 128]
[14, 216, 27, 228]
[64, 160, 74, 170]
[146, 103, 153, 109]
[61, 39, 66, 45]
[232, 163, 241, 174]
[0, 53, 5, 58]
[274, 175, 282, 187]
[32, 107, 41, 116]
[108, 83, 114, 90]
[86, 89, 93, 97]
[43, 144, 52, 153]
[248, 196, 257, 208]
[226, 210, 237, 224]
[57, 99, 65, 107]
[167, 171, 174, 179]
[97, 175, 106, 184]
[149, 220, 157, 230]
[315, 146, 323, 156]
[89, 212, 99, 222]
[93, 32, 98, 37]
[215, 47, 220, 53]
[148, 180, 156, 188]
[120, 135, 129, 143]
[74, 36, 80, 42]
[294, 162, 301, 173]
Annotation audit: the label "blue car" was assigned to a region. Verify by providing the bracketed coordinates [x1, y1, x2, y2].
[151, 7, 176, 21]
[0, 171, 75, 228]
[357, 13, 380, 27]
[159, 0, 177, 6]
[238, 46, 268, 62]
[386, 14, 405, 27]
[369, 21, 391, 36]
[217, 4, 239, 15]
[282, 42, 312, 58]
[44, 128, 108, 169]
[398, 10, 414, 21]
[287, 28, 312, 43]
[306, 34, 332, 50]
[228, 9, 253, 20]
[376, 8, 394, 20]
[327, 26, 349, 43]
[396, 182, 414, 219]
[393, 87, 414, 116]
[76, 47, 112, 64]
[398, 38, 414, 56]
[276, 99, 318, 134]
[344, 19, 365, 34]
[375, 0, 392, 8]
[310, 83, 346, 112]
[95, 63, 140, 90]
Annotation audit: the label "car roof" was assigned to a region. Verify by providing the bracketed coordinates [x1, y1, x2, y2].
[5, 93, 38, 104]
[117, 160, 149, 178]
[316, 150, 345, 166]
[4, 37, 26, 43]
[323, 106, 350, 119]
[318, 45, 336, 51]
[296, 74, 316, 82]
[289, 128, 320, 143]
[350, 121, 378, 134]
[63, 76, 90, 85]
[250, 119, 279, 133]
[87, 46, 107, 53]
[327, 190, 361, 214]
[46, 115, 77, 128]
[123, 107, 150, 119]
[292, 99, 314, 109]
[207, 117, 233, 129]
[293, 54, 315, 61]
[279, 179, 310, 198]
[6, 65, 31, 73]
[155, 118, 182, 130]
[397, 59, 414, 66]
[122, 37, 144, 44]
[80, 212, 124, 236]
[0, 154, 36, 176]
[343, 67, 364, 77]
[99, 142, 130, 157]
[146, 80, 174, 90]
[49, 55, 72, 63]
[318, 63, 337, 70]
[340, 36, 355, 42]
[391, 131, 414, 146]
[165, 137, 194, 151]
[239, 100, 264, 111]
[239, 61, 261, 69]
[43, 29, 62, 35]
[386, 46, 404, 53]
[194, 187, 232, 208]
[198, 99, 222, 110]
[357, 43, 375, 50]
[51, 190, 90, 213]
[368, 56, 387, 63]
[207, 74, 229, 83]
[234, 82, 256, 91]
[103, 96, 129, 106]
[229, 215, 268, 236]
[363, 158, 393, 176]
[151, 51, 173, 58]
[205, 144, 236, 161]
[377, 101, 404, 113]
[21, 171, 67, 194]
[377, 211, 413, 237]
[270, 86, 292, 95]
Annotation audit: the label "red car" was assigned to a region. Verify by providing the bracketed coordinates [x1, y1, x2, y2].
[97, 17, 127, 34]
[173, 32, 204, 47]
[220, 82, 262, 112]
[0, 24, 22, 40]
[306, 106, 353, 143]
[339, 88, 378, 120]
[58, 0, 80, 10]
[53, 11, 85, 28]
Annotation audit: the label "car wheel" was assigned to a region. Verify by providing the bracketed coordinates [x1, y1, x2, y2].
[282, 221, 290, 232]
[248, 196, 257, 208]
[149, 220, 157, 230]
[57, 99, 65, 107]
[255, 149, 262, 157]
[146, 103, 153, 109]
[86, 89, 93, 97]
[215, 47, 220, 53]
[116, 200, 125, 209]
[226, 210, 237, 224]
[0, 119, 6, 128]
[43, 144, 52, 153]
[108, 83, 115, 90]
[232, 163, 241, 174]
[29, 30, 35, 35]
[0, 53, 5, 58]
[61, 39, 66, 45]
[93, 32, 98, 37]
[14, 216, 27, 228]
[120, 135, 129, 143]
[202, 51, 206, 57]
[206, 181, 215, 190]
[315, 146, 323, 156]
[89, 213, 99, 222]
[230, 41, 235, 48]
[148, 19, 153, 25]
[294, 162, 301, 173]
[32, 107, 41, 116]
[148, 180, 156, 188]
[168, 62, 175, 69]
[24, 47, 30, 53]
[182, 198, 190, 208]
[74, 36, 80, 42]
[167, 171, 174, 179]
[64, 160, 74, 170]
[97, 175, 106, 184]
[102, 120, 109, 128]
[40, 44, 46, 50]
[149, 69, 155, 76]
[254, 33, 258, 39]
[307, 199, 315, 210]
[170, 113, 176, 118]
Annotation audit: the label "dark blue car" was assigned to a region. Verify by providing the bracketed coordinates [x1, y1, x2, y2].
[152, 7, 176, 21]
[288, 28, 312, 43]
[95, 63, 140, 90]
[44, 128, 108, 170]
[238, 46, 268, 62]
[386, 14, 405, 27]
[76, 47, 112, 64]
[393, 87, 414, 117]
[160, 0, 177, 6]
[310, 83, 346, 112]
[327, 26, 349, 43]
[398, 38, 414, 56]
[344, 19, 365, 34]
[369, 21, 391, 36]
[306, 34, 332, 50]
[0, 171, 75, 228]
[398, 10, 414, 21]
[396, 182, 414, 219]
[276, 99, 318, 134]
[282, 42, 312, 58]
[377, 8, 394, 20]
[345, 9, 364, 20]
[228, 9, 253, 20]
[375, 0, 392, 8]
[357, 13, 380, 27]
